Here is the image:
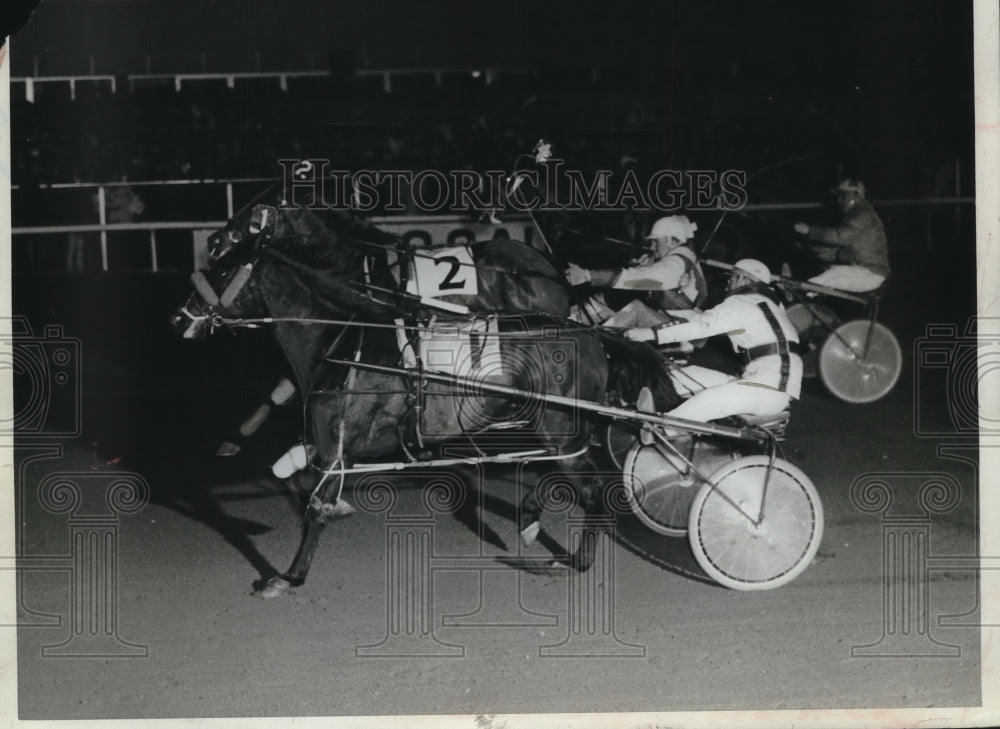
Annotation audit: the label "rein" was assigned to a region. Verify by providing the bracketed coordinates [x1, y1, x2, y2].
[213, 313, 594, 338]
[223, 241, 591, 336]
[697, 151, 819, 257]
[268, 226, 566, 282]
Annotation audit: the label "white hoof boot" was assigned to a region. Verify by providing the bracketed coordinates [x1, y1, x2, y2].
[324, 498, 356, 518]
[270, 377, 296, 405]
[255, 576, 292, 599]
[216, 441, 241, 456]
[520, 521, 541, 547]
[272, 443, 315, 478]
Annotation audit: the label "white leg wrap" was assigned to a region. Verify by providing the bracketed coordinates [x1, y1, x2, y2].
[270, 377, 296, 405]
[520, 521, 541, 547]
[272, 443, 315, 479]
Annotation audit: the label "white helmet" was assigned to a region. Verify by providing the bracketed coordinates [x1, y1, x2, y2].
[733, 258, 772, 284]
[646, 215, 697, 242]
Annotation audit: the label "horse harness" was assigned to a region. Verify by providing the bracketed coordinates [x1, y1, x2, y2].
[186, 212, 278, 325]
[668, 247, 708, 309]
[739, 301, 798, 393]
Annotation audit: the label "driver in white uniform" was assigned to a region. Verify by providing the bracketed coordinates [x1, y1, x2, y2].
[625, 259, 802, 424]
[566, 215, 706, 325]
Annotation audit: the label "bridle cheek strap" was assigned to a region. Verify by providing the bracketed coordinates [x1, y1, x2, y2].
[191, 264, 254, 309]
[191, 270, 220, 306]
[220, 264, 254, 308]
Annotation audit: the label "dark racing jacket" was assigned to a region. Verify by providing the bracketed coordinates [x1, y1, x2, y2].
[806, 199, 890, 277]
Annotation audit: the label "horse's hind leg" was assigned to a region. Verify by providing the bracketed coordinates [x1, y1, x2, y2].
[518, 473, 545, 547]
[517, 448, 583, 546]
[519, 453, 610, 573]
[255, 467, 351, 598]
[566, 470, 609, 572]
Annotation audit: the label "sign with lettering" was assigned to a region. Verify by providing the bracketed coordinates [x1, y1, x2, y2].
[369, 214, 539, 252]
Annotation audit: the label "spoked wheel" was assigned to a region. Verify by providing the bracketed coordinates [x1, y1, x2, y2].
[818, 319, 902, 403]
[688, 456, 823, 590]
[622, 438, 737, 536]
[603, 419, 640, 471]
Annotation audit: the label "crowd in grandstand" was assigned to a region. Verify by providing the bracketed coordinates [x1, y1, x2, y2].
[12, 70, 835, 186]
[10, 66, 964, 238]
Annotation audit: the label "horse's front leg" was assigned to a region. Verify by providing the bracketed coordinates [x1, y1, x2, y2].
[255, 466, 354, 598]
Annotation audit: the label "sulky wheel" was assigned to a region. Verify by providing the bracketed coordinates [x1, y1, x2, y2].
[603, 419, 640, 471]
[688, 456, 823, 590]
[818, 319, 902, 404]
[786, 302, 840, 379]
[622, 439, 736, 537]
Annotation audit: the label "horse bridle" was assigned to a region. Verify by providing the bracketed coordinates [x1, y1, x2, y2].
[181, 205, 278, 329]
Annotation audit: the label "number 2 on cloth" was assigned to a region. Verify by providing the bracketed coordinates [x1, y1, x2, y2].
[406, 245, 478, 297]
[435, 255, 466, 290]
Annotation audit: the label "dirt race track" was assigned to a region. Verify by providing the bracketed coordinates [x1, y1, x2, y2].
[8, 266, 986, 720]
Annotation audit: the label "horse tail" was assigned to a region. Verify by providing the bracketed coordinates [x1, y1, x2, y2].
[594, 329, 681, 410]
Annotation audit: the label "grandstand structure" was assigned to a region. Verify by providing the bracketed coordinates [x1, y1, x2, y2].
[7, 1, 974, 275]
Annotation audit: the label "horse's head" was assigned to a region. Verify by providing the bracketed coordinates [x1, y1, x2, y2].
[170, 187, 405, 340]
[169, 201, 279, 340]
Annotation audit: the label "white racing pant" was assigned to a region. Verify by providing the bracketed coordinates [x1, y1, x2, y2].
[667, 365, 791, 422]
[568, 293, 615, 324]
[573, 296, 697, 328]
[808, 265, 885, 293]
[600, 299, 698, 329]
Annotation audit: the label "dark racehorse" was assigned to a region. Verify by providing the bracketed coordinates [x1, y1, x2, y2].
[202, 185, 579, 449]
[183, 185, 576, 392]
[170, 197, 676, 597]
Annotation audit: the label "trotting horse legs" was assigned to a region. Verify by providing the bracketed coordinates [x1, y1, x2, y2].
[254, 465, 354, 598]
[519, 452, 610, 572]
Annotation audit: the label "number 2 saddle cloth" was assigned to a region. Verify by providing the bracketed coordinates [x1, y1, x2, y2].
[385, 244, 479, 299]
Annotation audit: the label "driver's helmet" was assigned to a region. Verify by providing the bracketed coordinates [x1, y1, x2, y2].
[646, 215, 698, 243]
[832, 178, 866, 199]
[732, 258, 772, 286]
